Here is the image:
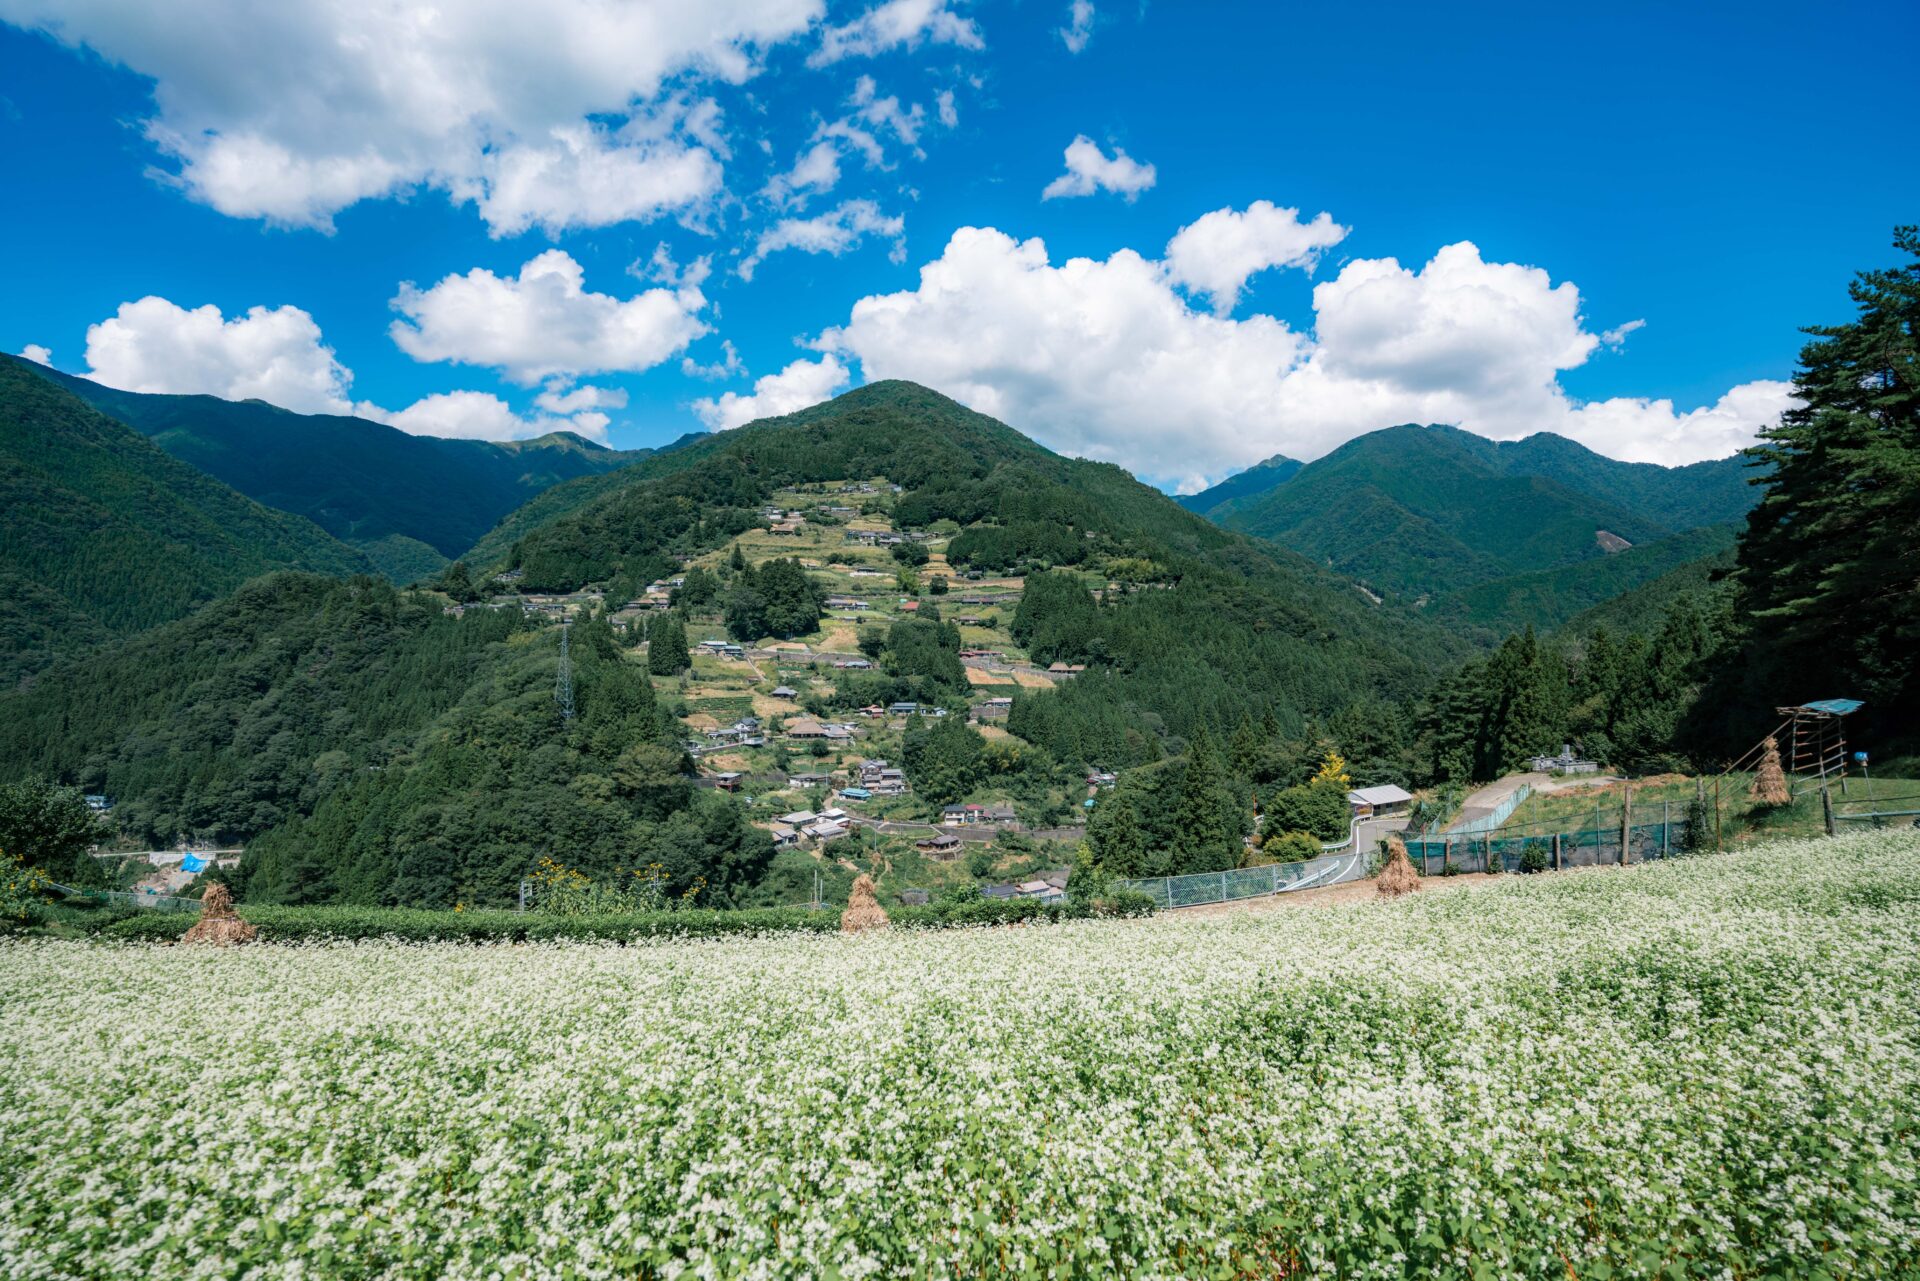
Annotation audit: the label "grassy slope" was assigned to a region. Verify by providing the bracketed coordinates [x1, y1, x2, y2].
[0, 360, 369, 682]
[10, 355, 648, 564]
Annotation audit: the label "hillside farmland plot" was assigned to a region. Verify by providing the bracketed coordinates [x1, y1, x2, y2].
[4, 834, 1919, 1278]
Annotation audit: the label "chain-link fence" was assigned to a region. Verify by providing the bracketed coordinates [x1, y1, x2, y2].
[1120, 849, 1364, 910]
[1406, 817, 1690, 874]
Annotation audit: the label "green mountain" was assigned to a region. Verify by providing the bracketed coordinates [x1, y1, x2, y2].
[1215, 423, 1758, 603]
[0, 358, 369, 686]
[1427, 523, 1740, 639]
[2, 380, 1470, 907]
[1174, 452, 1301, 519]
[8, 355, 649, 578]
[487, 381, 1466, 761]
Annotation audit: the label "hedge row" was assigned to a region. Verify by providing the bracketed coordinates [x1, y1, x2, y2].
[98, 904, 837, 944]
[91, 892, 1155, 944]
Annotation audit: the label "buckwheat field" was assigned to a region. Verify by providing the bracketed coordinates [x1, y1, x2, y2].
[4, 833, 1919, 1279]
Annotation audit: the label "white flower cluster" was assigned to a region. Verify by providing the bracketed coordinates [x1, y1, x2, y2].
[3, 832, 1919, 1278]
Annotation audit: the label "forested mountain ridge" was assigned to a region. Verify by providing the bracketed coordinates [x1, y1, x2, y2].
[1208, 422, 1758, 604]
[0, 359, 370, 687]
[1173, 452, 1302, 519]
[7, 354, 650, 579]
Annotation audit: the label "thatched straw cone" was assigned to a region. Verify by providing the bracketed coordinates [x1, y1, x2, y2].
[1376, 834, 1420, 898]
[180, 883, 258, 946]
[1750, 736, 1790, 806]
[840, 873, 890, 934]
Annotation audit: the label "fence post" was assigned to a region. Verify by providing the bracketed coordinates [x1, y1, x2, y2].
[1553, 833, 1562, 871]
[1445, 836, 1453, 872]
[1220, 870, 1228, 903]
[1662, 800, 1670, 857]
[1823, 786, 1836, 837]
[1621, 785, 1632, 866]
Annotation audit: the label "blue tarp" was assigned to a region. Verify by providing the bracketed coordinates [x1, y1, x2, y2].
[180, 854, 208, 874]
[1797, 698, 1863, 716]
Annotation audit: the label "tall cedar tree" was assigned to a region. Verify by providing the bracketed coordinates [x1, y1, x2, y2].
[647, 612, 690, 675]
[1718, 226, 1920, 746]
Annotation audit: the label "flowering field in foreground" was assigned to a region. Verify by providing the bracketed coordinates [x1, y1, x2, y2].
[4, 834, 1919, 1280]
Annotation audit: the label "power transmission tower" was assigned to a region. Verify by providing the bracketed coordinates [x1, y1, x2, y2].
[555, 622, 575, 723]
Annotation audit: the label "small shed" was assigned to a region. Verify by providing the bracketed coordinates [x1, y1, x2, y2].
[1346, 784, 1413, 819]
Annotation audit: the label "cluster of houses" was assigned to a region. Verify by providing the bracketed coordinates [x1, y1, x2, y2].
[769, 807, 853, 847]
[698, 638, 747, 660]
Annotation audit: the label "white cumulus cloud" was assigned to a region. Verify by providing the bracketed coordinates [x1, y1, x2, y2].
[739, 200, 906, 280]
[1163, 202, 1348, 315]
[390, 249, 710, 386]
[71, 291, 627, 442]
[1060, 1, 1095, 53]
[19, 344, 53, 366]
[81, 297, 360, 415]
[806, 224, 1791, 491]
[810, 0, 983, 67]
[459, 118, 725, 238]
[377, 390, 613, 443]
[0, 0, 823, 232]
[693, 354, 851, 429]
[1041, 135, 1155, 201]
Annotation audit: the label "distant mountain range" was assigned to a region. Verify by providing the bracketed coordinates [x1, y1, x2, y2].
[8, 355, 653, 579]
[1176, 423, 1760, 616]
[0, 357, 369, 686]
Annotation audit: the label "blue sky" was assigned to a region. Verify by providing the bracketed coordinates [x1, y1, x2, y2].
[1, 0, 1914, 491]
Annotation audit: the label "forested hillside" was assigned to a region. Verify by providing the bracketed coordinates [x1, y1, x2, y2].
[0, 360, 369, 687]
[1211, 423, 1757, 604]
[1425, 523, 1739, 639]
[8, 355, 649, 579]
[0, 574, 767, 907]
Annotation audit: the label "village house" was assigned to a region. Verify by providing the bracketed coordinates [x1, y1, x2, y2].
[768, 823, 800, 849]
[1346, 784, 1414, 819]
[770, 685, 798, 698]
[888, 701, 919, 716]
[835, 658, 873, 670]
[916, 832, 964, 858]
[823, 596, 869, 610]
[788, 772, 832, 787]
[777, 809, 818, 827]
[785, 719, 827, 739]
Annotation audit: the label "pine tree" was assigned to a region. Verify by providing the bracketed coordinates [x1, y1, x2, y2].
[1728, 226, 1920, 743]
